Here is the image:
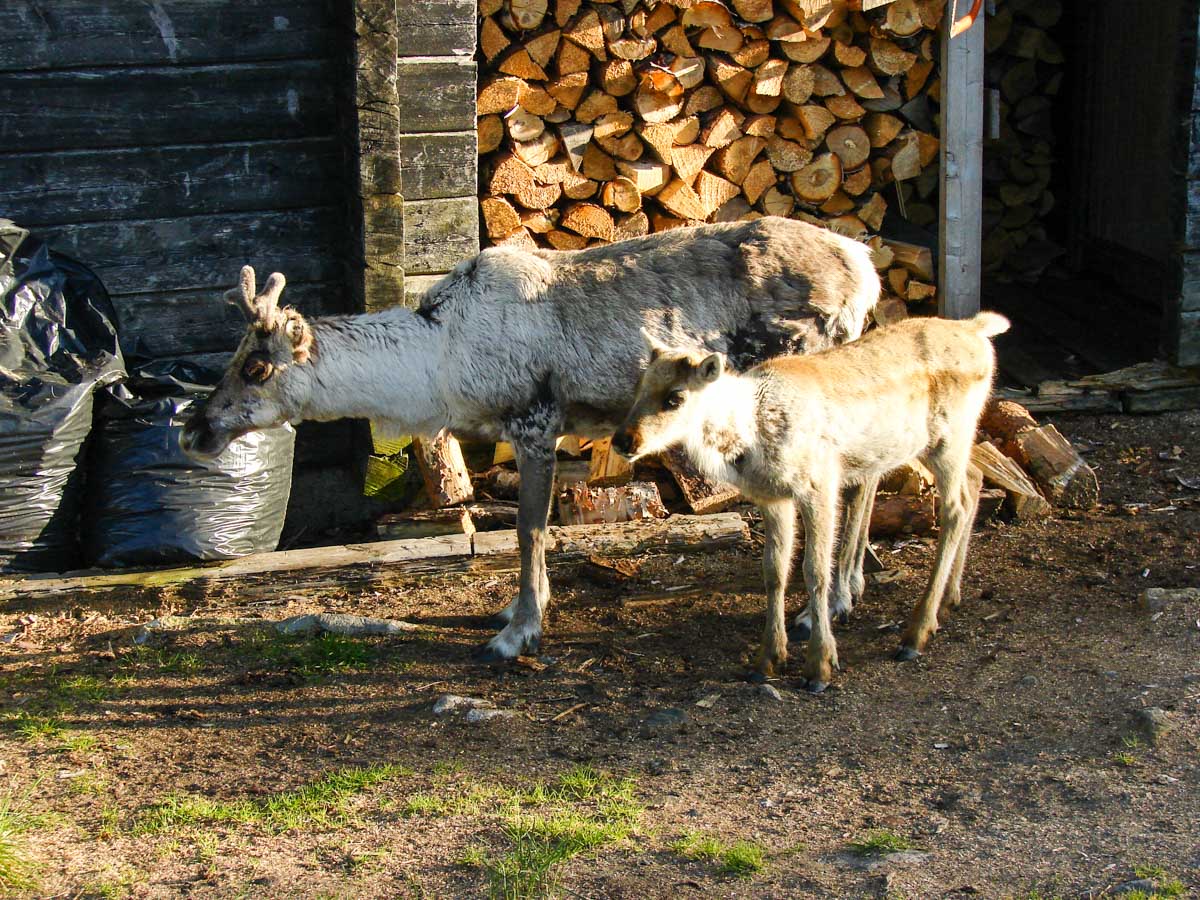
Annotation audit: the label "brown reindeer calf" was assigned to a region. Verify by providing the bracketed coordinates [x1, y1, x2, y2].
[613, 313, 1010, 692]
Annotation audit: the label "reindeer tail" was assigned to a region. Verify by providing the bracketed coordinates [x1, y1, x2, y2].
[971, 311, 1011, 338]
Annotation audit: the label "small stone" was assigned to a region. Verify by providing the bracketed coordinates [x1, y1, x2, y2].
[640, 707, 689, 737]
[756, 683, 784, 702]
[1140, 587, 1200, 612]
[465, 708, 515, 724]
[433, 694, 494, 715]
[1183, 673, 1200, 684]
[1132, 706, 1174, 744]
[1020, 674, 1038, 687]
[646, 757, 674, 776]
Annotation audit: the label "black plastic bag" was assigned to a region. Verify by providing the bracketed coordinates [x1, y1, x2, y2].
[85, 360, 295, 567]
[0, 220, 125, 573]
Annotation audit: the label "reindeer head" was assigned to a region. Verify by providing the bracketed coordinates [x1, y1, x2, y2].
[180, 265, 314, 460]
[612, 330, 724, 461]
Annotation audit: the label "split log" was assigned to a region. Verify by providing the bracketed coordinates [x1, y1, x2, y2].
[869, 491, 936, 537]
[558, 481, 668, 525]
[980, 400, 1099, 509]
[661, 447, 741, 515]
[413, 434, 475, 507]
[970, 441, 1051, 520]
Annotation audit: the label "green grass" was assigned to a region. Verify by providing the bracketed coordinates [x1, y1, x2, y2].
[120, 645, 204, 676]
[848, 830, 916, 856]
[1128, 864, 1186, 899]
[401, 793, 450, 818]
[0, 787, 55, 894]
[135, 763, 408, 835]
[243, 630, 374, 679]
[60, 732, 99, 754]
[670, 832, 767, 878]
[1114, 751, 1137, 767]
[1122, 733, 1145, 750]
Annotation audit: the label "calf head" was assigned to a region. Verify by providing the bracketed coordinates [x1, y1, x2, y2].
[179, 265, 314, 460]
[612, 331, 724, 461]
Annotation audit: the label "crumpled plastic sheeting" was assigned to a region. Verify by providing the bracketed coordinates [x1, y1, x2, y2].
[0, 220, 125, 572]
[85, 359, 295, 568]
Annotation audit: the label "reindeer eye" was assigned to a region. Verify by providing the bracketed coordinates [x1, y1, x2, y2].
[662, 391, 685, 411]
[242, 353, 274, 384]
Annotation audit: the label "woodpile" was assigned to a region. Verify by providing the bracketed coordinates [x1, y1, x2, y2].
[477, 0, 948, 309]
[981, 0, 1065, 280]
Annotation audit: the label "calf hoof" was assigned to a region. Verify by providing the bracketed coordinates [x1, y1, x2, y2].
[804, 678, 829, 695]
[471, 642, 515, 664]
[835, 610, 851, 627]
[787, 621, 811, 642]
[747, 669, 769, 685]
[894, 645, 921, 663]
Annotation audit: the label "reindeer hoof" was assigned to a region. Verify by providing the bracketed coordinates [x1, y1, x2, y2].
[894, 646, 921, 663]
[836, 610, 851, 626]
[747, 670, 769, 685]
[471, 643, 515, 664]
[804, 679, 829, 695]
[788, 621, 811, 642]
[485, 613, 511, 630]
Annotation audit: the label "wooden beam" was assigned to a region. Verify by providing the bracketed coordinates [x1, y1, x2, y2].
[0, 514, 749, 604]
[352, 0, 405, 312]
[937, 6, 985, 319]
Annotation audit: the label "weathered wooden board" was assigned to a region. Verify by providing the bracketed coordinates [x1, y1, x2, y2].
[0, 140, 339, 226]
[0, 1, 335, 71]
[0, 514, 749, 604]
[400, 132, 478, 201]
[0, 62, 336, 151]
[403, 197, 480, 275]
[400, 274, 447, 309]
[111, 280, 346, 359]
[396, 58, 477, 133]
[1183, 251, 1200, 311]
[39, 208, 344, 295]
[937, 3, 984, 320]
[396, 0, 477, 58]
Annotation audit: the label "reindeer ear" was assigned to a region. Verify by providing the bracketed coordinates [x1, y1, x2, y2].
[226, 265, 258, 322]
[282, 309, 314, 364]
[641, 327, 670, 362]
[697, 353, 724, 384]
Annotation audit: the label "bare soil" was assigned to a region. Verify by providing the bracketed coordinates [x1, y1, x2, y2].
[3, 409, 1199, 899]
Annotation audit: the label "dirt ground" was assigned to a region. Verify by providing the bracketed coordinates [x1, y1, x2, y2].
[2, 408, 1198, 900]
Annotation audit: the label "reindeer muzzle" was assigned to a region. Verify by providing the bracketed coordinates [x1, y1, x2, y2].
[179, 406, 228, 461]
[611, 429, 637, 458]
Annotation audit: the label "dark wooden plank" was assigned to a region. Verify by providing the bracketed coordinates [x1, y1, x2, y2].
[986, 283, 1129, 375]
[112, 280, 347, 359]
[0, 61, 336, 152]
[399, 132, 477, 201]
[396, 0, 477, 57]
[1182, 250, 1200, 312]
[403, 197, 479, 276]
[1, 0, 335, 71]
[396, 58, 476, 134]
[0, 139, 340, 227]
[39, 208, 344, 295]
[1033, 276, 1161, 366]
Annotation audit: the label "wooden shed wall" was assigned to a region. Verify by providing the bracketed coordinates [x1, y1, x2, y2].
[1176, 2, 1200, 366]
[0, 0, 376, 534]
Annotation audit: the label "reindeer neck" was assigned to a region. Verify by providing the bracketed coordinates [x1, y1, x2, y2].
[295, 307, 447, 434]
[684, 375, 758, 484]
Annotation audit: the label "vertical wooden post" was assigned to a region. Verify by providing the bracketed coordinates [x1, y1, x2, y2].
[351, 0, 405, 312]
[938, 8, 985, 319]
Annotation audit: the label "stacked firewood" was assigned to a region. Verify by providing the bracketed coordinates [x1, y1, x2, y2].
[981, 0, 1064, 280]
[477, 0, 946, 305]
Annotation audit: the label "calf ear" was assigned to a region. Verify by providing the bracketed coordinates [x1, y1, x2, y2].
[640, 327, 670, 362]
[697, 353, 724, 383]
[282, 310, 314, 364]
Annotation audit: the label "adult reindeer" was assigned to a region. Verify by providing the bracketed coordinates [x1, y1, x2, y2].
[180, 217, 879, 662]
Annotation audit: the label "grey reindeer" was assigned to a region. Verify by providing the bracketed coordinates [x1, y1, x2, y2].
[180, 217, 879, 662]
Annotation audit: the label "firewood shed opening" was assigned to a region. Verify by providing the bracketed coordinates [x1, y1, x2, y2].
[980, 0, 1200, 385]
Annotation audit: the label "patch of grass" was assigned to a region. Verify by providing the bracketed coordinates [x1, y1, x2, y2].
[1130, 864, 1186, 898]
[0, 790, 44, 894]
[848, 830, 916, 856]
[1122, 733, 1145, 750]
[1114, 751, 1137, 767]
[97, 805, 122, 839]
[60, 732, 99, 754]
[135, 763, 407, 835]
[456, 845, 488, 867]
[51, 674, 113, 705]
[8, 712, 65, 742]
[401, 793, 449, 818]
[670, 832, 767, 878]
[67, 772, 109, 797]
[244, 630, 374, 679]
[121, 645, 204, 676]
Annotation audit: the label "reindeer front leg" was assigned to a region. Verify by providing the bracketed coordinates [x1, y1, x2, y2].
[475, 416, 559, 662]
[797, 479, 840, 693]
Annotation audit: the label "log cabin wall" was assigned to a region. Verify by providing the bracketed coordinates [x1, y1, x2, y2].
[0, 1, 381, 538]
[1174, 2, 1200, 366]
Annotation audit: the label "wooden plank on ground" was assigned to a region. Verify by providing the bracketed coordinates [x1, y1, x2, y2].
[937, 1, 984, 319]
[0, 514, 749, 604]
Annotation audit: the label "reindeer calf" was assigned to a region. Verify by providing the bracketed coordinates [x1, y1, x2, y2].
[614, 312, 1010, 691]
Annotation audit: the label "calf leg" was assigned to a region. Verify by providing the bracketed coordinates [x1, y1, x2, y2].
[798, 482, 840, 692]
[791, 476, 877, 639]
[752, 498, 796, 681]
[475, 418, 559, 662]
[943, 464, 982, 612]
[898, 447, 973, 660]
